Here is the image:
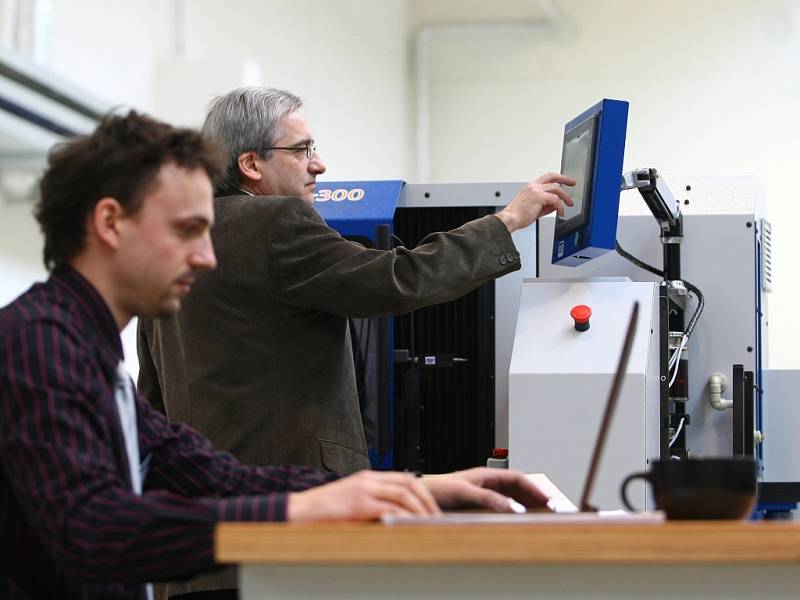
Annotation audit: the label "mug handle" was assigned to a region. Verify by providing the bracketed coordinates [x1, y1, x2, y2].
[620, 471, 651, 512]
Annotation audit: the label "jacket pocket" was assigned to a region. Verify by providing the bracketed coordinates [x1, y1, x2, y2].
[319, 438, 370, 473]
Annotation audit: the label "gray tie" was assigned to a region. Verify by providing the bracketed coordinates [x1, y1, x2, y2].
[114, 362, 153, 600]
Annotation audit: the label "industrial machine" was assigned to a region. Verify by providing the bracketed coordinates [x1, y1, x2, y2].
[509, 98, 797, 515]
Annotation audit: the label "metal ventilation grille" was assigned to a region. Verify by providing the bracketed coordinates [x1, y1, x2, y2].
[760, 219, 773, 293]
[393, 206, 495, 474]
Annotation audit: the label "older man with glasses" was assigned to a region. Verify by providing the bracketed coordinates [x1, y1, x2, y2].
[136, 86, 573, 599]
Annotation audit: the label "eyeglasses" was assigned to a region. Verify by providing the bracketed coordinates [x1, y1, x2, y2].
[266, 141, 317, 160]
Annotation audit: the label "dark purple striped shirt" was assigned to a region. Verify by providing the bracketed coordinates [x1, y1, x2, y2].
[0, 267, 340, 599]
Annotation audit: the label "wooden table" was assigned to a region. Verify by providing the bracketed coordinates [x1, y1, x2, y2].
[216, 521, 800, 599]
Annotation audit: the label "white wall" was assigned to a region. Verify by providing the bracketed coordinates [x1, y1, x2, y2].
[418, 0, 800, 368]
[153, 0, 410, 180]
[49, 0, 162, 111]
[0, 255, 43, 305]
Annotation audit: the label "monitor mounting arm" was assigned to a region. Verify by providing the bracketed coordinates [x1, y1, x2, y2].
[621, 168, 684, 282]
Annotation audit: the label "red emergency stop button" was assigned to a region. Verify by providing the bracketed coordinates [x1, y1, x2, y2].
[570, 304, 592, 332]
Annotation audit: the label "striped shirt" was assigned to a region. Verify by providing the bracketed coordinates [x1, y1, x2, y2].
[0, 267, 339, 600]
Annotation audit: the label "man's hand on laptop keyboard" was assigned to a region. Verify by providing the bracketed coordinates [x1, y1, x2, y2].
[421, 468, 552, 513]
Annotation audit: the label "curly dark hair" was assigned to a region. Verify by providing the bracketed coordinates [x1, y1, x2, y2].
[35, 110, 225, 271]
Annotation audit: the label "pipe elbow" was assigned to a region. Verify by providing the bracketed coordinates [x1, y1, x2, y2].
[708, 372, 733, 410]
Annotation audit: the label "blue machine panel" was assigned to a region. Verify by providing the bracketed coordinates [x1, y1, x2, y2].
[552, 99, 629, 267]
[314, 180, 404, 241]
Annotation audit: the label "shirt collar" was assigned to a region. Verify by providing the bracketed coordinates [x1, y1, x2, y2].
[51, 266, 124, 362]
[215, 183, 255, 198]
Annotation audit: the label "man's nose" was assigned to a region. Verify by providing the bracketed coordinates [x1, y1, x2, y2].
[190, 237, 217, 271]
[309, 153, 326, 176]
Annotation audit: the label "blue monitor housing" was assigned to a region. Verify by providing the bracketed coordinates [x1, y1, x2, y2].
[551, 98, 628, 267]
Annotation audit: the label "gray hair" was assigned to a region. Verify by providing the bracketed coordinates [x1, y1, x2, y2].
[202, 86, 303, 193]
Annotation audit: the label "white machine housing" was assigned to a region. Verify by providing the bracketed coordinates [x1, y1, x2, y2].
[509, 279, 660, 510]
[507, 175, 773, 511]
[537, 175, 768, 458]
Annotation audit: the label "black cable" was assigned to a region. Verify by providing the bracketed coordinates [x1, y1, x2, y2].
[615, 240, 664, 277]
[616, 239, 705, 342]
[682, 278, 704, 339]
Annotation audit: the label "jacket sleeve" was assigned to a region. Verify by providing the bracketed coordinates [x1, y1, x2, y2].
[267, 198, 522, 318]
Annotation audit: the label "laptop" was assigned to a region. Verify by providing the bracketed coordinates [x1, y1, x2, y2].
[383, 301, 663, 525]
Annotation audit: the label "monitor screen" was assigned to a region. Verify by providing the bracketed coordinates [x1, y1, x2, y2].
[554, 114, 597, 239]
[550, 98, 628, 267]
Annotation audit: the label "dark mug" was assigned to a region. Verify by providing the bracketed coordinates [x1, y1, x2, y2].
[620, 457, 757, 520]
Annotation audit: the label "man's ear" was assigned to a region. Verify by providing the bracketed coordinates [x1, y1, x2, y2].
[237, 151, 263, 182]
[90, 197, 125, 251]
